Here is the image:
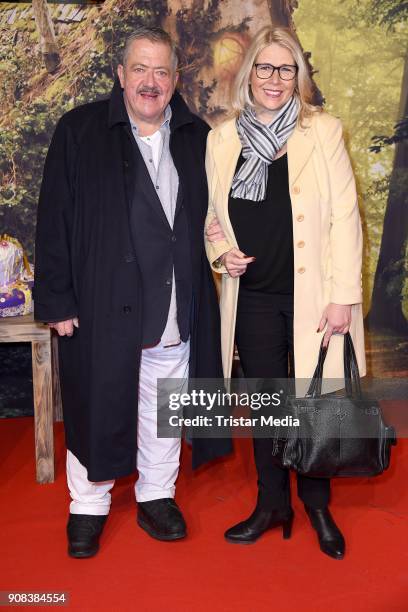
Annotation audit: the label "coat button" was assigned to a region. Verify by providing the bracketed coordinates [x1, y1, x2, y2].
[123, 160, 129, 168]
[123, 305, 132, 314]
[124, 253, 135, 263]
[297, 267, 306, 274]
[171, 235, 177, 242]
[165, 279, 172, 286]
[297, 241, 305, 248]
[293, 185, 300, 195]
[296, 214, 304, 222]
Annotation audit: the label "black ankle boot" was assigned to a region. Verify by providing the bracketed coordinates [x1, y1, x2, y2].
[304, 505, 345, 560]
[224, 506, 294, 544]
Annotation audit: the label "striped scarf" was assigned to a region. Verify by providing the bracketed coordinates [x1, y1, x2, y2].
[231, 96, 299, 202]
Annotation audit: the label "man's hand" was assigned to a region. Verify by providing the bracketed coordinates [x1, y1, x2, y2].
[48, 317, 79, 337]
[222, 248, 255, 278]
[317, 304, 351, 347]
[206, 218, 226, 243]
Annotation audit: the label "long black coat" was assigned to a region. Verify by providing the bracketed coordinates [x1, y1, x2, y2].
[34, 80, 231, 481]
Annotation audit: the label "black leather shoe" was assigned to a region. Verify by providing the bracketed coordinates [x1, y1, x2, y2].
[224, 506, 294, 544]
[137, 498, 186, 541]
[304, 505, 345, 560]
[67, 513, 108, 558]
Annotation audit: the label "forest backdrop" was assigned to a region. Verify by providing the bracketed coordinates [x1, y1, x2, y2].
[0, 0, 407, 385]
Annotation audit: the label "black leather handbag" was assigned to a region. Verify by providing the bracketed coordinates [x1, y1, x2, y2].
[271, 333, 397, 478]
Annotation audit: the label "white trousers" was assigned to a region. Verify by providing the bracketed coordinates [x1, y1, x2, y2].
[67, 340, 189, 515]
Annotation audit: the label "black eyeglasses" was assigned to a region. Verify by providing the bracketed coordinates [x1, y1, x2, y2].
[254, 63, 298, 81]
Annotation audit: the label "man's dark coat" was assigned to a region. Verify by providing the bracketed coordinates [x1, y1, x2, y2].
[34, 80, 231, 481]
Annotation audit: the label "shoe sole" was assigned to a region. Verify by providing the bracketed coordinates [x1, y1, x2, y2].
[137, 516, 186, 541]
[225, 537, 259, 545]
[224, 529, 271, 544]
[320, 548, 345, 560]
[68, 546, 99, 559]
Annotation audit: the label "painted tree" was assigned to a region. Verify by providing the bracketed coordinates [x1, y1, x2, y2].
[366, 1, 408, 333]
[165, 0, 273, 120]
[32, 0, 60, 74]
[165, 0, 321, 123]
[267, 0, 296, 26]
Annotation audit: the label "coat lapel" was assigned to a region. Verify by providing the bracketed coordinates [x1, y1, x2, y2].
[213, 118, 315, 196]
[287, 125, 315, 187]
[168, 138, 185, 221]
[132, 135, 172, 230]
[212, 120, 241, 202]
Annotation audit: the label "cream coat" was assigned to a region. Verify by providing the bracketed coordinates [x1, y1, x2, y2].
[205, 111, 366, 391]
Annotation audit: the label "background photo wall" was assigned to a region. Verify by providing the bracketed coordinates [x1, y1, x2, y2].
[0, 0, 407, 415]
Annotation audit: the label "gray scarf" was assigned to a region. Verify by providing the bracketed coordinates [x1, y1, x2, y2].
[231, 96, 299, 202]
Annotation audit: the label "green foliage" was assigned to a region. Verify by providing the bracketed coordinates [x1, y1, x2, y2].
[0, 98, 65, 253]
[369, 0, 408, 29]
[370, 116, 408, 152]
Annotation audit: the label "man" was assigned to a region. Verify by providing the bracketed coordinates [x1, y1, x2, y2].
[34, 26, 230, 558]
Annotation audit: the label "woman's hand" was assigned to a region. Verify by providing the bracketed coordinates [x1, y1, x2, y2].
[206, 218, 226, 243]
[206, 217, 255, 277]
[318, 303, 351, 347]
[222, 248, 255, 278]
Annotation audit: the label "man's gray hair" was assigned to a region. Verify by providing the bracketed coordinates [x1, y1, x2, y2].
[122, 26, 179, 70]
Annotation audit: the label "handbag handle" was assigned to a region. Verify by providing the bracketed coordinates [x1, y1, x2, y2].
[306, 332, 362, 399]
[343, 332, 362, 398]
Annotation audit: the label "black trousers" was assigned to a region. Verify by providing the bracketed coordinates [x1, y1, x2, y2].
[235, 289, 330, 510]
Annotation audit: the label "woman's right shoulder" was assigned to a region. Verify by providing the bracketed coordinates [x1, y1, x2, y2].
[309, 110, 343, 140]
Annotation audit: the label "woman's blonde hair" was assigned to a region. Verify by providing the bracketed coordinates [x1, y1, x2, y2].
[231, 26, 321, 124]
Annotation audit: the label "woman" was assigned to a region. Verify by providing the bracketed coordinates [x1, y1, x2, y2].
[204, 26, 366, 560]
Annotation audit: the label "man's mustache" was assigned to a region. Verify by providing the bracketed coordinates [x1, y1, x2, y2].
[137, 86, 162, 95]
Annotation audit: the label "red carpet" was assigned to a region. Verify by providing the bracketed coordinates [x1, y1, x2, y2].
[1, 418, 407, 611]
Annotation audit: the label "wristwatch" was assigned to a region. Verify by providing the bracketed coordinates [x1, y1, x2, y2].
[213, 255, 224, 269]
